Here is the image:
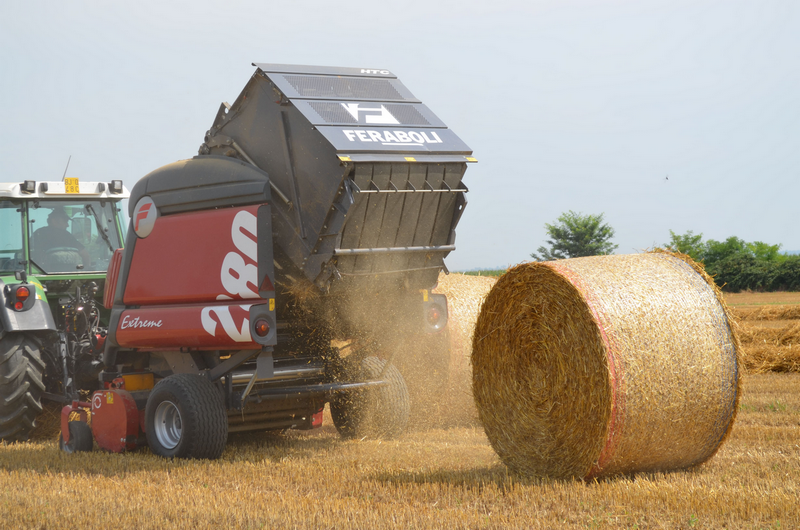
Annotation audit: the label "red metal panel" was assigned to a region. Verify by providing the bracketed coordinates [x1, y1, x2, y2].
[91, 389, 140, 453]
[104, 248, 123, 309]
[115, 302, 266, 349]
[124, 205, 263, 305]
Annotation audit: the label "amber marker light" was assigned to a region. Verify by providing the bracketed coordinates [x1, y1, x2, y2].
[254, 319, 270, 337]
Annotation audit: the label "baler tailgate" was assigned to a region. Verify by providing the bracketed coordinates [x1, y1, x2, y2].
[201, 63, 474, 289]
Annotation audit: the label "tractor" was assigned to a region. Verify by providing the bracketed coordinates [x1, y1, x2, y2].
[0, 178, 129, 445]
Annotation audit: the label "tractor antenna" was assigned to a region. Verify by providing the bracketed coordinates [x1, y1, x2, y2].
[61, 155, 72, 182]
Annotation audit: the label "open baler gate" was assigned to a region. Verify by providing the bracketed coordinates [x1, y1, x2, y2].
[200, 63, 474, 292]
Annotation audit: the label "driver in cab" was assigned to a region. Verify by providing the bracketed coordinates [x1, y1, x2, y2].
[32, 207, 91, 269]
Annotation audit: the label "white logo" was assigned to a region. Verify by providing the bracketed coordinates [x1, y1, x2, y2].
[202, 209, 260, 344]
[342, 129, 443, 147]
[341, 103, 399, 125]
[360, 69, 390, 75]
[201, 304, 253, 342]
[133, 196, 158, 238]
[121, 315, 163, 329]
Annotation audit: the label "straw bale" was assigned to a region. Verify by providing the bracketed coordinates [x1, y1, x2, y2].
[426, 273, 498, 425]
[472, 253, 741, 480]
[434, 273, 497, 381]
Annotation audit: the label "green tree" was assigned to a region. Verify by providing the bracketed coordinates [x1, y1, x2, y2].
[531, 211, 617, 261]
[747, 241, 782, 262]
[704, 236, 749, 265]
[664, 230, 705, 261]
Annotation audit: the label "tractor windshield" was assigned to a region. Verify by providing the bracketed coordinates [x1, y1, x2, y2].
[0, 200, 24, 273]
[28, 199, 123, 274]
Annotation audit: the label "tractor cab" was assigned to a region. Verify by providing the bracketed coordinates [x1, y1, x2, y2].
[0, 179, 129, 277]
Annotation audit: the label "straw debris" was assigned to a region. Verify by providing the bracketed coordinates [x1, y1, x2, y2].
[472, 252, 741, 480]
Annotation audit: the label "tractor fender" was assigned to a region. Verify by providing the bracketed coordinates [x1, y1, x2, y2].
[0, 279, 57, 334]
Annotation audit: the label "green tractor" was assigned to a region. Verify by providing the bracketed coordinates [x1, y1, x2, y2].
[0, 178, 129, 442]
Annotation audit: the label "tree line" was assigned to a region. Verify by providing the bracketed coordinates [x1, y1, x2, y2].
[532, 211, 798, 292]
[664, 231, 800, 292]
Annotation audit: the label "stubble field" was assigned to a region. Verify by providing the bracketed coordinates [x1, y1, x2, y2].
[0, 289, 798, 529]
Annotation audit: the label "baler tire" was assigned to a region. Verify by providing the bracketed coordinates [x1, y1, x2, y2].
[0, 334, 45, 442]
[59, 421, 93, 453]
[330, 356, 410, 440]
[145, 373, 227, 459]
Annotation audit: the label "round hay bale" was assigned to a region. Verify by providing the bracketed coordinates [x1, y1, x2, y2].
[432, 273, 498, 425]
[472, 253, 741, 479]
[434, 273, 498, 380]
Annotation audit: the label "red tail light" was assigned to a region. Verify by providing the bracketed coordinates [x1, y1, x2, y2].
[427, 305, 442, 326]
[15, 286, 30, 302]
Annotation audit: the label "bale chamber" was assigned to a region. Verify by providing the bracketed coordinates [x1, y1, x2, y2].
[471, 253, 741, 480]
[199, 64, 474, 296]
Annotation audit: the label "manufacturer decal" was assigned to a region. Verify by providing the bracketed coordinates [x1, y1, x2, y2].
[202, 210, 262, 343]
[121, 315, 163, 329]
[341, 129, 443, 147]
[360, 69, 390, 75]
[340, 103, 399, 125]
[133, 196, 159, 238]
[217, 210, 259, 301]
[201, 304, 253, 343]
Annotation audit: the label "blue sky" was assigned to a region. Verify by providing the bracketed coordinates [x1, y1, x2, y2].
[2, 0, 798, 269]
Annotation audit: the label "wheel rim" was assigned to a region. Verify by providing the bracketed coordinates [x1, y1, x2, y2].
[154, 400, 182, 450]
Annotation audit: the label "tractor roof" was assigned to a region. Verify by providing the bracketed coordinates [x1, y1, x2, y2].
[0, 180, 130, 200]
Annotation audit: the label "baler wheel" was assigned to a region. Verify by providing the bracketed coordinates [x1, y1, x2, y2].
[59, 421, 93, 453]
[331, 356, 410, 439]
[0, 334, 45, 442]
[145, 373, 227, 459]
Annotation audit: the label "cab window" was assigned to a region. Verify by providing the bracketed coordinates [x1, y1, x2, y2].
[28, 200, 123, 273]
[0, 200, 24, 273]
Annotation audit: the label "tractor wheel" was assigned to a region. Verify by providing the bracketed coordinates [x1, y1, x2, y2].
[0, 334, 45, 442]
[59, 421, 93, 453]
[145, 373, 227, 459]
[330, 356, 410, 439]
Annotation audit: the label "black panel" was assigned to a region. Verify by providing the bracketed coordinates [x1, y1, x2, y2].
[283, 75, 406, 101]
[129, 156, 271, 217]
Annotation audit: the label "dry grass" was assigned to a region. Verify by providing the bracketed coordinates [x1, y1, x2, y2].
[726, 293, 800, 372]
[472, 254, 741, 480]
[0, 373, 797, 529]
[733, 306, 800, 321]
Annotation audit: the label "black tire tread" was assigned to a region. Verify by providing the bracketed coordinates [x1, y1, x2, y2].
[145, 373, 227, 459]
[59, 421, 93, 453]
[0, 334, 45, 442]
[331, 356, 410, 440]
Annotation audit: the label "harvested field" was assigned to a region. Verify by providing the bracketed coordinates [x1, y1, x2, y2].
[725, 291, 800, 307]
[733, 305, 800, 321]
[2, 372, 797, 529]
[727, 293, 800, 373]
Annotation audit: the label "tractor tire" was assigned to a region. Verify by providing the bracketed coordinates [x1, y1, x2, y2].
[331, 356, 410, 440]
[59, 421, 93, 453]
[145, 373, 227, 459]
[0, 334, 45, 442]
